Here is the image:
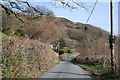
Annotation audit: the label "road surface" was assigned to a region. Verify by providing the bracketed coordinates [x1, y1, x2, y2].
[41, 53, 91, 80]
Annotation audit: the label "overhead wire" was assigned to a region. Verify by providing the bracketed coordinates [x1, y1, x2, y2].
[85, 0, 99, 28]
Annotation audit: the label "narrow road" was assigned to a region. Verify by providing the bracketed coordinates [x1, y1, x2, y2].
[41, 53, 91, 80]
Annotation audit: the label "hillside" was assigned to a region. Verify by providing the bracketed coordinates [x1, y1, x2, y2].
[54, 17, 118, 69]
[1, 8, 119, 78]
[1, 10, 60, 78]
[1, 32, 59, 78]
[2, 11, 61, 44]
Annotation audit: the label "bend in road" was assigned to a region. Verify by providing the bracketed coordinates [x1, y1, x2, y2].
[41, 53, 91, 80]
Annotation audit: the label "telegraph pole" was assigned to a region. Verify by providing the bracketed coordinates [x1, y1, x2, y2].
[58, 41, 60, 54]
[110, 0, 115, 72]
[73, 39, 75, 54]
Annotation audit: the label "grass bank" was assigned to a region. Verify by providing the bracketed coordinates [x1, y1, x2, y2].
[72, 61, 119, 80]
[1, 32, 61, 78]
[40, 60, 61, 77]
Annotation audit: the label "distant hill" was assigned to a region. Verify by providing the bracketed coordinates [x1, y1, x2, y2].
[2, 9, 119, 73]
[54, 17, 118, 69]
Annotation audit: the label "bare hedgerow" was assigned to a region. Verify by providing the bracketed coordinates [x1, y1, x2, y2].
[25, 17, 61, 44]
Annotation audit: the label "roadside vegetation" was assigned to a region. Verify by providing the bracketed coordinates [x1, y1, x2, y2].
[40, 60, 61, 77]
[1, 1, 119, 78]
[72, 61, 120, 80]
[1, 32, 59, 78]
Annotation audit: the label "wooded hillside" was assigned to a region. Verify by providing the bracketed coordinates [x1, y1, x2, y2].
[1, 5, 119, 78]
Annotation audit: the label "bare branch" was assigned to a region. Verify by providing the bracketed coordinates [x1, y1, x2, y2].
[52, 0, 89, 11]
[60, 1, 76, 9]
[0, 3, 24, 23]
[71, 0, 89, 12]
[9, 2, 30, 13]
[1, 1, 54, 22]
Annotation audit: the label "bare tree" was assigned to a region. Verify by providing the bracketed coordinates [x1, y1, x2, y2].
[25, 17, 61, 44]
[0, 1, 54, 22]
[21, 5, 55, 17]
[34, 6, 55, 17]
[52, 0, 89, 11]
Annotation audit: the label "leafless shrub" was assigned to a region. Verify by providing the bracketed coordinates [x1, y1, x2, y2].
[25, 17, 61, 44]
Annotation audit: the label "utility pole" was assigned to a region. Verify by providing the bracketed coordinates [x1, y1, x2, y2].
[73, 39, 75, 54]
[110, 0, 115, 72]
[58, 41, 60, 54]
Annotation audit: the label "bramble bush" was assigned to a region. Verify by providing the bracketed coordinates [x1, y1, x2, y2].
[59, 49, 65, 55]
[15, 28, 25, 37]
[68, 49, 73, 53]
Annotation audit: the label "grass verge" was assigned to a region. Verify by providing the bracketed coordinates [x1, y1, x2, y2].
[40, 60, 61, 77]
[71, 61, 119, 80]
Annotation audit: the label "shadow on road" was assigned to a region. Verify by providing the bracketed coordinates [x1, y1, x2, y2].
[48, 71, 91, 76]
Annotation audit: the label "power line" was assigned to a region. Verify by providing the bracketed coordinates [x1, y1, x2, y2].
[85, 0, 98, 25]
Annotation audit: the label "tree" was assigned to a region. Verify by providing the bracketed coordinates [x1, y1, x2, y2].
[25, 17, 61, 44]
[34, 6, 55, 17]
[22, 5, 55, 17]
[0, 1, 54, 23]
[59, 38, 66, 49]
[52, 0, 89, 11]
